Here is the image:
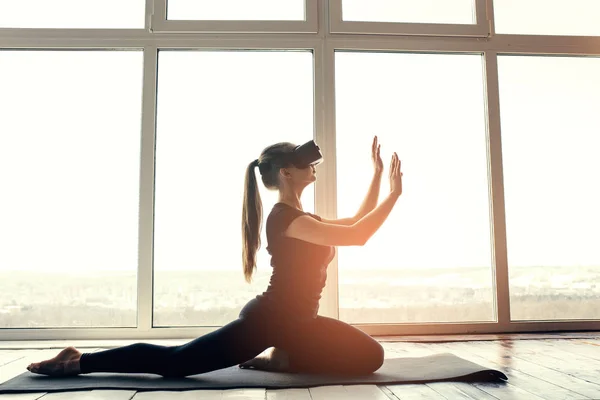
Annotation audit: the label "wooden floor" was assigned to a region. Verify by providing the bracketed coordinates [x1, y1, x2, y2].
[2, 335, 600, 399]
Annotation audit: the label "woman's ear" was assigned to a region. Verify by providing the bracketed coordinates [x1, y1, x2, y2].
[279, 168, 292, 179]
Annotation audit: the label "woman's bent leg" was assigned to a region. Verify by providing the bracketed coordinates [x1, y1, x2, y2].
[278, 316, 384, 375]
[80, 315, 271, 377]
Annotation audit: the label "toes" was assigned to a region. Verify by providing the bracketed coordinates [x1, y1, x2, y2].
[36, 360, 58, 375]
[28, 363, 40, 373]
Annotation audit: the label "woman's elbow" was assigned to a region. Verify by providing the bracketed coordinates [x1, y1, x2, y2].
[354, 234, 368, 247]
[350, 226, 369, 246]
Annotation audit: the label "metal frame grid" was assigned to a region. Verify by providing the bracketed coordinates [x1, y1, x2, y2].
[1, 0, 599, 340]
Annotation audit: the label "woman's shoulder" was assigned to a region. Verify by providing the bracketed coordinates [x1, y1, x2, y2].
[269, 203, 321, 221]
[266, 204, 321, 235]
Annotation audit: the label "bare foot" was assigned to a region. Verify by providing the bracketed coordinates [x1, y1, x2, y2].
[27, 346, 82, 376]
[239, 347, 290, 372]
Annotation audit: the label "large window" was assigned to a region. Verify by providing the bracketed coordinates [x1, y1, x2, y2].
[335, 52, 494, 324]
[1, 1, 599, 339]
[152, 0, 317, 33]
[0, 51, 143, 328]
[498, 55, 600, 321]
[166, 0, 305, 21]
[0, 1, 145, 28]
[494, 0, 600, 36]
[341, 0, 476, 24]
[153, 51, 314, 327]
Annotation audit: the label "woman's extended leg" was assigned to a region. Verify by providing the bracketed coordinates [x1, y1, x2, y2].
[29, 314, 273, 378]
[277, 316, 384, 375]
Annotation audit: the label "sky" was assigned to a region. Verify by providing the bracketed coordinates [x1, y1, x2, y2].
[0, 2, 599, 277]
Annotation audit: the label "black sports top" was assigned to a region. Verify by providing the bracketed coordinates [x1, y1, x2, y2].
[258, 202, 336, 319]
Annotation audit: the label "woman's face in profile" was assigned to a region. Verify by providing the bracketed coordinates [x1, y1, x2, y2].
[282, 162, 319, 186]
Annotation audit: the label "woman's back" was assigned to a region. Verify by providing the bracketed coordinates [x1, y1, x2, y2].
[259, 203, 336, 318]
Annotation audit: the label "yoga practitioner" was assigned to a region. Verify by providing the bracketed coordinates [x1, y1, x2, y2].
[27, 136, 403, 378]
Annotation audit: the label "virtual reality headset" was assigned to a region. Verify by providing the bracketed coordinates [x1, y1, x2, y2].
[288, 140, 323, 169]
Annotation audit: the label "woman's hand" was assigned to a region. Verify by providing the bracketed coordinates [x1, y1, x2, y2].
[372, 136, 384, 175]
[389, 152, 403, 196]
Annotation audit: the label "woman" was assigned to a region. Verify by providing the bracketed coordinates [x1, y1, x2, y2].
[27, 136, 403, 378]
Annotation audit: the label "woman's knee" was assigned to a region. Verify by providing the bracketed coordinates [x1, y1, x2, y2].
[316, 317, 385, 374]
[363, 340, 384, 373]
[347, 339, 384, 375]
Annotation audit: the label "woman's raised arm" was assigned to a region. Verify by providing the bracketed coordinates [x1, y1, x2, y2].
[285, 152, 403, 247]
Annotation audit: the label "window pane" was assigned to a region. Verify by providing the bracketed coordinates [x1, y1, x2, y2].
[336, 52, 494, 324]
[342, 0, 475, 24]
[154, 51, 314, 327]
[494, 0, 600, 36]
[498, 55, 600, 321]
[0, 0, 145, 28]
[167, 0, 305, 21]
[0, 51, 143, 328]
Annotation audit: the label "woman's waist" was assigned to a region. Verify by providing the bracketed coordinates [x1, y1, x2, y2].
[240, 294, 319, 321]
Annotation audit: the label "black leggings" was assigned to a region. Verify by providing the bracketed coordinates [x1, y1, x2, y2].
[79, 298, 384, 377]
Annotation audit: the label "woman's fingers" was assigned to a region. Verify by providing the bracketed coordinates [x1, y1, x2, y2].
[389, 153, 400, 176]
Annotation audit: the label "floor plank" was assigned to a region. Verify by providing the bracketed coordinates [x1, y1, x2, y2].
[423, 382, 498, 400]
[134, 389, 266, 399]
[266, 388, 312, 400]
[40, 390, 136, 400]
[132, 390, 223, 399]
[0, 352, 24, 368]
[0, 394, 47, 400]
[386, 383, 447, 399]
[221, 389, 266, 399]
[529, 339, 600, 365]
[135, 389, 266, 399]
[544, 339, 600, 362]
[341, 385, 390, 399]
[309, 385, 390, 400]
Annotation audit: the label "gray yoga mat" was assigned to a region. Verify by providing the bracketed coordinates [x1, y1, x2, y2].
[0, 353, 507, 393]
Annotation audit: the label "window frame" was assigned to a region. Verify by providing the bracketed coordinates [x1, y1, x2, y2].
[1, 0, 600, 341]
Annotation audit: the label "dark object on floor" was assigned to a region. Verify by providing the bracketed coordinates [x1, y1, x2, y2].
[0, 353, 507, 393]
